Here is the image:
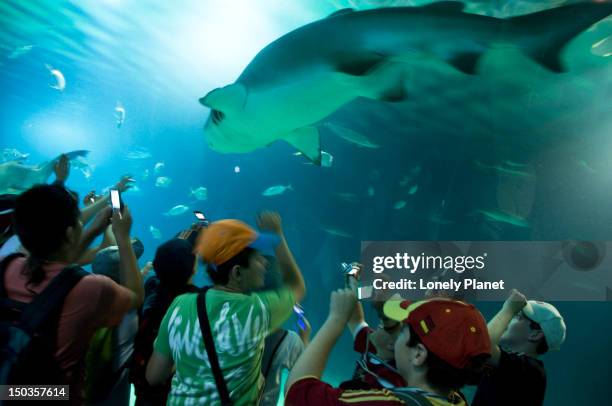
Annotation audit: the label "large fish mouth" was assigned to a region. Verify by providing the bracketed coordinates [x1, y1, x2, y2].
[203, 113, 261, 154]
[203, 118, 235, 153]
[210, 109, 225, 125]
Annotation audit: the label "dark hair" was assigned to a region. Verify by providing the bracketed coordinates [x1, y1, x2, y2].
[528, 319, 549, 354]
[13, 184, 80, 286]
[153, 238, 195, 292]
[405, 325, 487, 393]
[206, 247, 255, 285]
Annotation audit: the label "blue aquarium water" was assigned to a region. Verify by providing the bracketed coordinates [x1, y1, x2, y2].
[1, 0, 611, 404]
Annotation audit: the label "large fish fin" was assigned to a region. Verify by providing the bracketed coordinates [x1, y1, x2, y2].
[510, 2, 612, 73]
[328, 8, 355, 18]
[380, 80, 408, 102]
[284, 127, 322, 166]
[64, 150, 90, 160]
[421, 1, 466, 13]
[449, 52, 482, 75]
[360, 60, 410, 103]
[36, 150, 89, 174]
[199, 83, 247, 112]
[335, 52, 387, 77]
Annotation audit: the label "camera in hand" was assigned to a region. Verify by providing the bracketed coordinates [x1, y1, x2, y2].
[110, 189, 121, 210]
[193, 210, 209, 226]
[341, 262, 359, 276]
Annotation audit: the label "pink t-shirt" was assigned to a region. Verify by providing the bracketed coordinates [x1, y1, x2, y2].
[3, 256, 134, 404]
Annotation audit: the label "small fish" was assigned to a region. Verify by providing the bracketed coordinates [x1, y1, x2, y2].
[577, 160, 596, 174]
[394, 200, 407, 210]
[149, 225, 162, 239]
[163, 205, 189, 216]
[294, 150, 333, 167]
[234, 166, 241, 173]
[8, 44, 33, 59]
[408, 185, 418, 195]
[155, 176, 172, 188]
[474, 160, 533, 178]
[115, 102, 125, 128]
[262, 184, 293, 197]
[324, 123, 380, 149]
[125, 147, 152, 160]
[367, 186, 375, 197]
[475, 210, 529, 228]
[190, 186, 208, 201]
[503, 160, 528, 168]
[429, 214, 455, 225]
[323, 228, 353, 238]
[334, 192, 359, 203]
[45, 64, 65, 91]
[321, 151, 334, 167]
[141, 169, 150, 180]
[591, 36, 611, 57]
[70, 156, 91, 170]
[70, 156, 94, 179]
[154, 162, 165, 174]
[80, 167, 93, 180]
[399, 176, 410, 187]
[125, 184, 142, 195]
[1, 148, 29, 163]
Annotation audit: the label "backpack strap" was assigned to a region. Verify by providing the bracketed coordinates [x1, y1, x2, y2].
[262, 329, 288, 380]
[197, 287, 233, 406]
[18, 265, 88, 335]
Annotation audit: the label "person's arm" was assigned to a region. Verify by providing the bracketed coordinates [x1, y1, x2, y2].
[112, 205, 144, 308]
[102, 224, 117, 247]
[76, 225, 117, 265]
[345, 263, 367, 335]
[73, 207, 112, 261]
[146, 351, 175, 386]
[80, 175, 134, 224]
[286, 289, 356, 393]
[52, 154, 69, 186]
[488, 289, 527, 366]
[140, 261, 154, 278]
[257, 211, 306, 302]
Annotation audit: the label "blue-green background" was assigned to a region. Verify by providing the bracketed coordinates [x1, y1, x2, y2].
[1, 0, 611, 404]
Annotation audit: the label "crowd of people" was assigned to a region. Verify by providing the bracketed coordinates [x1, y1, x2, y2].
[0, 154, 566, 406]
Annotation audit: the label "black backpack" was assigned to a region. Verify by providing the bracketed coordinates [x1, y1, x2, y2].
[0, 253, 88, 385]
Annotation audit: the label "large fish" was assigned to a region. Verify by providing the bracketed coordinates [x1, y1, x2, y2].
[0, 150, 89, 194]
[200, 1, 612, 165]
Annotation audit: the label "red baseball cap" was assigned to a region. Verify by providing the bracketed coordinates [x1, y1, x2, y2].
[384, 296, 491, 369]
[195, 219, 280, 266]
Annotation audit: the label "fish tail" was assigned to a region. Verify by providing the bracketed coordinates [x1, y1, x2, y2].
[511, 2, 612, 72]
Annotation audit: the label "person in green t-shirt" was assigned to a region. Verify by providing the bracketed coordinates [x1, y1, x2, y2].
[146, 211, 306, 406]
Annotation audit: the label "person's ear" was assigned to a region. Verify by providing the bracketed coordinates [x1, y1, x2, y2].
[65, 226, 77, 245]
[412, 343, 428, 367]
[528, 329, 545, 344]
[230, 265, 242, 282]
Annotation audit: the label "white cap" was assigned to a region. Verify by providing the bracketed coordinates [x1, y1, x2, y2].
[523, 300, 566, 351]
